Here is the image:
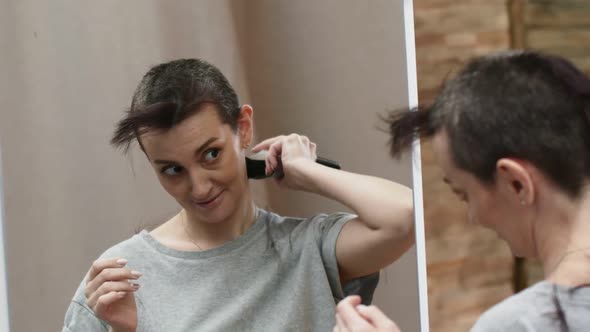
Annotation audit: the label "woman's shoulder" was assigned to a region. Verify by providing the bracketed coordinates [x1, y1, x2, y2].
[469, 281, 565, 332]
[262, 209, 356, 233]
[95, 231, 151, 261]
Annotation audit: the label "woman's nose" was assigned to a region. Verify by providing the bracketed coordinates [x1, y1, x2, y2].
[188, 170, 213, 201]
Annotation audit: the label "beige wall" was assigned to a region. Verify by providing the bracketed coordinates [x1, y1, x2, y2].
[234, 1, 420, 331]
[0, 1, 419, 331]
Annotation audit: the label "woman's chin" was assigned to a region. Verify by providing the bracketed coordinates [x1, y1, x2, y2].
[185, 209, 230, 225]
[184, 196, 234, 224]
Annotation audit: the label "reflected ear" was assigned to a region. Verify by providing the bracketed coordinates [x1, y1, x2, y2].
[237, 104, 254, 149]
[496, 158, 535, 205]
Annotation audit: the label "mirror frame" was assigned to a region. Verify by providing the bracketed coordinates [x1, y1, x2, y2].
[0, 143, 10, 331]
[403, 1, 430, 331]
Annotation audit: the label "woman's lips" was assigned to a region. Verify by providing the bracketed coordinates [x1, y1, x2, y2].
[193, 190, 224, 209]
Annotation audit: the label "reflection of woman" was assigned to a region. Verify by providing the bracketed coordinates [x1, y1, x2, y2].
[335, 51, 590, 331]
[62, 59, 414, 332]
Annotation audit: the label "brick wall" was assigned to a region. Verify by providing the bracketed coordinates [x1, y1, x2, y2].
[417, 1, 590, 330]
[512, 0, 590, 74]
[414, 1, 515, 331]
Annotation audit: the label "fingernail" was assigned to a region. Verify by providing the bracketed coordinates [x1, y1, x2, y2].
[356, 305, 368, 311]
[117, 291, 126, 297]
[131, 283, 141, 288]
[116, 258, 128, 265]
[131, 270, 143, 277]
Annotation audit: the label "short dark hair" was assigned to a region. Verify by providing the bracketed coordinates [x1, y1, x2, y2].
[386, 51, 590, 197]
[111, 59, 241, 152]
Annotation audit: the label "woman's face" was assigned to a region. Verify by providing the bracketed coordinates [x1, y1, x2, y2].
[140, 105, 253, 224]
[432, 130, 533, 257]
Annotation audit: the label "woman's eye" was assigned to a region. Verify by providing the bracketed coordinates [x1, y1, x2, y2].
[162, 165, 183, 176]
[204, 148, 220, 162]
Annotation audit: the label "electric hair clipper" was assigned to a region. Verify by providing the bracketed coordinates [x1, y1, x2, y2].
[246, 150, 341, 179]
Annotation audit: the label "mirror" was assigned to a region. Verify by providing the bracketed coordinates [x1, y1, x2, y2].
[0, 0, 427, 331]
[0, 146, 10, 331]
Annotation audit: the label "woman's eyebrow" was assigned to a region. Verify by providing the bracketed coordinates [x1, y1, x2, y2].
[194, 137, 219, 156]
[153, 137, 219, 165]
[153, 159, 176, 165]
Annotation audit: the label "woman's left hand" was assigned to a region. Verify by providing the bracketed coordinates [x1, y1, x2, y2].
[251, 134, 318, 190]
[334, 296, 401, 332]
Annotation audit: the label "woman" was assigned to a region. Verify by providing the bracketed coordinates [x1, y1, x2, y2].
[334, 51, 590, 331]
[62, 59, 414, 331]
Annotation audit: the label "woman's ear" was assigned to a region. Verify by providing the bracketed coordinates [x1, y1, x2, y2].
[237, 104, 254, 149]
[496, 158, 535, 205]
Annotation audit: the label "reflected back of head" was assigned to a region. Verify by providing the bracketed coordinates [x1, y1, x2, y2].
[387, 51, 590, 198]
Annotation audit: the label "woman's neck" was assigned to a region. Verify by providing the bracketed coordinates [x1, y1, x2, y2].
[180, 196, 257, 250]
[537, 189, 590, 286]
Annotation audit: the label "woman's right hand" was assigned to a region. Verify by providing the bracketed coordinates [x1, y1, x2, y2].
[84, 258, 141, 332]
[334, 296, 401, 332]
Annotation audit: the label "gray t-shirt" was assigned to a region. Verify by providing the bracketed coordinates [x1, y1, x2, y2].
[63, 209, 377, 331]
[471, 281, 590, 332]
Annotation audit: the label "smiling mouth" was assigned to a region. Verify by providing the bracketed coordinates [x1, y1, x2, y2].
[194, 191, 224, 206]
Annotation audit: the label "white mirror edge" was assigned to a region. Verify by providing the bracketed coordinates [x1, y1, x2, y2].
[403, 1, 430, 331]
[0, 143, 10, 332]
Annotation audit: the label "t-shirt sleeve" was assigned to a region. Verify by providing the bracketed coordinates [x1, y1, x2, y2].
[62, 291, 109, 332]
[62, 264, 114, 331]
[311, 212, 383, 303]
[342, 272, 380, 305]
[62, 237, 140, 331]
